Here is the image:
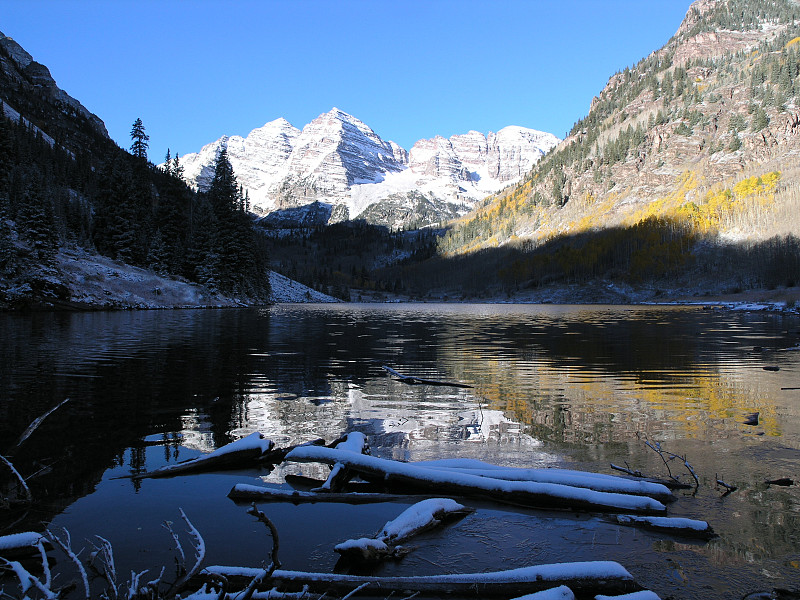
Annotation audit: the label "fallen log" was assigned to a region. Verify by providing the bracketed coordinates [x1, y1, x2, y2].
[228, 484, 425, 504]
[135, 432, 274, 479]
[258, 439, 326, 465]
[381, 366, 473, 388]
[0, 532, 48, 560]
[334, 498, 474, 561]
[509, 586, 575, 600]
[315, 432, 369, 493]
[614, 515, 716, 539]
[201, 561, 640, 598]
[285, 447, 667, 515]
[595, 591, 661, 600]
[415, 460, 673, 501]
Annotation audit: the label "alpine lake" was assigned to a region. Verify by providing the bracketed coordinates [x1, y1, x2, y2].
[1, 303, 799, 599]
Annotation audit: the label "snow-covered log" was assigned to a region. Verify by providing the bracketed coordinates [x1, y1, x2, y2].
[285, 447, 667, 515]
[315, 432, 369, 493]
[258, 439, 325, 465]
[334, 498, 473, 561]
[0, 532, 48, 560]
[137, 433, 274, 479]
[415, 459, 673, 501]
[201, 561, 639, 597]
[615, 515, 716, 539]
[228, 484, 418, 504]
[509, 586, 576, 600]
[595, 591, 661, 600]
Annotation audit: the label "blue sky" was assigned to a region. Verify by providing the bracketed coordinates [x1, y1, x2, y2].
[2, 0, 692, 162]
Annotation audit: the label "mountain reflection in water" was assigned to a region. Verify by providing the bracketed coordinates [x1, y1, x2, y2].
[1, 304, 798, 599]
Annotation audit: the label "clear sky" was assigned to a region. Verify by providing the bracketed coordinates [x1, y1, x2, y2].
[2, 0, 692, 163]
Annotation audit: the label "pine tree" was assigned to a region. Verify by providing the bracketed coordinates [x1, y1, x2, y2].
[163, 148, 172, 176]
[130, 118, 149, 161]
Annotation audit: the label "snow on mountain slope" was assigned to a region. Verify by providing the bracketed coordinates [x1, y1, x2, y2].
[175, 108, 559, 228]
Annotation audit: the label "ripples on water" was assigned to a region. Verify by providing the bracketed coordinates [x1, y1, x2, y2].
[1, 304, 799, 599]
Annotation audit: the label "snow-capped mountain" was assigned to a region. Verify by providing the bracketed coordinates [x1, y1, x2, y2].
[176, 108, 559, 229]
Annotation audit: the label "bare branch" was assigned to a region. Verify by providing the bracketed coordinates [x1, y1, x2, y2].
[246, 504, 281, 574]
[716, 474, 738, 496]
[47, 527, 90, 600]
[162, 509, 206, 597]
[13, 398, 71, 452]
[162, 519, 186, 569]
[340, 583, 371, 600]
[0, 556, 58, 600]
[0, 454, 32, 504]
[610, 462, 643, 478]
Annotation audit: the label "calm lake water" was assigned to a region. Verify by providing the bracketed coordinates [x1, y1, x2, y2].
[1, 304, 799, 599]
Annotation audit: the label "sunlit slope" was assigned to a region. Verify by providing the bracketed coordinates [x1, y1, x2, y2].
[441, 0, 800, 286]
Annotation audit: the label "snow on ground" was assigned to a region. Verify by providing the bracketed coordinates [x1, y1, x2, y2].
[56, 248, 240, 309]
[24, 247, 339, 309]
[268, 271, 339, 303]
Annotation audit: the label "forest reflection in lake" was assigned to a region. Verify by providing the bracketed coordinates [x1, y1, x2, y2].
[1, 304, 799, 599]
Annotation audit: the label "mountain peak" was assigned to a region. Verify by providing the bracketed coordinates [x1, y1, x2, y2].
[176, 110, 559, 229]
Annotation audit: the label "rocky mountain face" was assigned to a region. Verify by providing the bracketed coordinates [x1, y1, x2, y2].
[0, 30, 109, 153]
[177, 108, 559, 229]
[438, 0, 800, 293]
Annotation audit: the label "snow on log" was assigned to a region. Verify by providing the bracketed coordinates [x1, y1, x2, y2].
[415, 460, 672, 501]
[184, 584, 323, 600]
[334, 498, 474, 561]
[285, 447, 667, 515]
[228, 484, 420, 504]
[0, 532, 47, 559]
[259, 438, 325, 464]
[202, 561, 639, 597]
[315, 432, 369, 492]
[510, 586, 576, 600]
[615, 515, 716, 539]
[595, 591, 661, 600]
[137, 432, 274, 478]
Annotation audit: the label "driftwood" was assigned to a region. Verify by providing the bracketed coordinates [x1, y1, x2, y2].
[228, 484, 424, 505]
[202, 561, 640, 598]
[315, 433, 369, 493]
[285, 447, 666, 514]
[334, 498, 474, 562]
[614, 515, 716, 540]
[508, 587, 576, 600]
[135, 433, 274, 479]
[417, 460, 673, 501]
[11, 398, 71, 454]
[609, 464, 692, 490]
[258, 439, 326, 465]
[381, 366, 473, 388]
[0, 532, 49, 560]
[0, 455, 33, 506]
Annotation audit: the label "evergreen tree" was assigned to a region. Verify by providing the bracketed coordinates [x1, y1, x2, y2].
[163, 148, 172, 176]
[130, 118, 149, 161]
[17, 172, 58, 263]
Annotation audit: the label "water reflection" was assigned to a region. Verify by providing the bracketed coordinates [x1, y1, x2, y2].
[1, 305, 799, 599]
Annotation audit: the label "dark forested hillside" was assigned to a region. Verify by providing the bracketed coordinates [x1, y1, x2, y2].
[0, 32, 270, 308]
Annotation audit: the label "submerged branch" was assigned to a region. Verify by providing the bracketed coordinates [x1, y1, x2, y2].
[12, 398, 71, 454]
[381, 366, 473, 388]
